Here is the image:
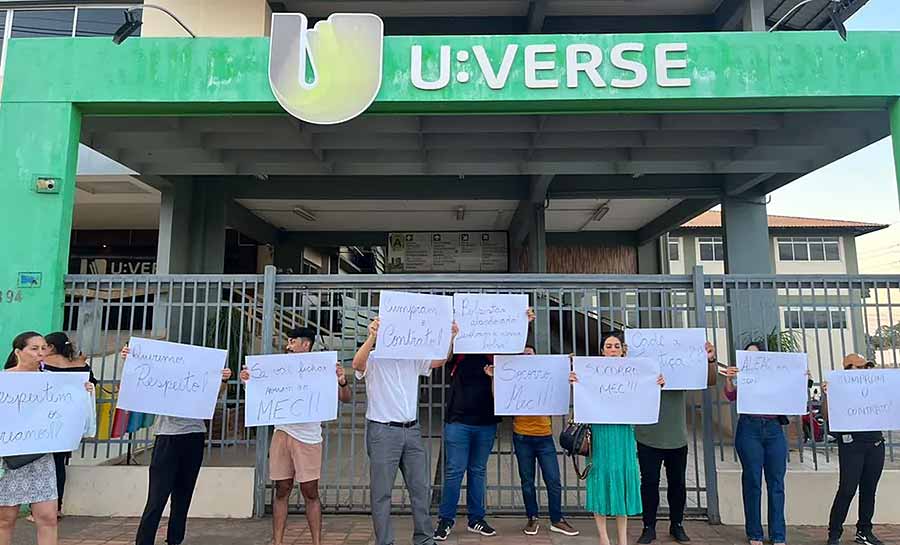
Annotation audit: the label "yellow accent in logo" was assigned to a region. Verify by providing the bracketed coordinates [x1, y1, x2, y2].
[269, 13, 384, 125]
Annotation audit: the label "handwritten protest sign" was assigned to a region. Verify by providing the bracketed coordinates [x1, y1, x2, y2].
[572, 357, 660, 424]
[735, 351, 808, 415]
[0, 372, 90, 456]
[625, 328, 708, 390]
[453, 294, 529, 354]
[826, 369, 900, 432]
[377, 290, 453, 360]
[493, 355, 570, 415]
[116, 337, 227, 419]
[244, 352, 339, 426]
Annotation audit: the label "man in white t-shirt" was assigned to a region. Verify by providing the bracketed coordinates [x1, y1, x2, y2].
[352, 317, 457, 545]
[241, 327, 351, 545]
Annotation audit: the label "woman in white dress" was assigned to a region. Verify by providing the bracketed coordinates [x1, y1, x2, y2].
[0, 331, 92, 545]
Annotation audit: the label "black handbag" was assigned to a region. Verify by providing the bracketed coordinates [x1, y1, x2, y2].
[558, 420, 592, 480]
[3, 453, 43, 470]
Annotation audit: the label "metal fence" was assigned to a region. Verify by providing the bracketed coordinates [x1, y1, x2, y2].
[60, 268, 900, 521]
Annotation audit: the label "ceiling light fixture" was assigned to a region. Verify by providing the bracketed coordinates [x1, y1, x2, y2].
[579, 202, 611, 231]
[292, 206, 317, 222]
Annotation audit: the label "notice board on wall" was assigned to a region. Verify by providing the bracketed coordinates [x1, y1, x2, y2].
[387, 232, 508, 273]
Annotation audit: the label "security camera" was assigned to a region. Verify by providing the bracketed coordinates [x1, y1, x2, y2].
[35, 177, 60, 194]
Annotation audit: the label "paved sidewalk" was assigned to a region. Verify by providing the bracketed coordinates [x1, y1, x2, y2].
[11, 515, 900, 545]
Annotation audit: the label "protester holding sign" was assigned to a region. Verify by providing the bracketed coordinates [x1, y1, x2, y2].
[352, 317, 458, 545]
[634, 341, 720, 544]
[120, 344, 232, 545]
[0, 331, 92, 545]
[240, 327, 351, 545]
[485, 345, 579, 537]
[434, 306, 535, 541]
[569, 333, 665, 545]
[723, 343, 789, 545]
[822, 354, 886, 545]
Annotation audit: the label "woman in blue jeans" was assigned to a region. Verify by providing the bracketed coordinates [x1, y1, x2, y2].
[724, 342, 788, 545]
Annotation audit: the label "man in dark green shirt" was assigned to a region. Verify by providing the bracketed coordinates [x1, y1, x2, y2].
[634, 342, 720, 544]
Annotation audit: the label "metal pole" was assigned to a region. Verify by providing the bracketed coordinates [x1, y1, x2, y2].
[253, 265, 277, 518]
[693, 265, 721, 524]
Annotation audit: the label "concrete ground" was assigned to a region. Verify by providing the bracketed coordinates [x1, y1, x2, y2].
[10, 515, 900, 545]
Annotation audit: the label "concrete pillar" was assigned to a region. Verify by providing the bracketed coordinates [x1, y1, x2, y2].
[274, 240, 303, 273]
[743, 0, 766, 31]
[0, 103, 80, 344]
[189, 181, 227, 274]
[637, 238, 667, 328]
[157, 179, 193, 274]
[527, 204, 547, 273]
[722, 193, 779, 352]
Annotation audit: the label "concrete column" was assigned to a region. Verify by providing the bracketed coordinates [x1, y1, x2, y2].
[274, 240, 303, 273]
[743, 0, 766, 31]
[189, 181, 227, 274]
[722, 194, 779, 352]
[156, 179, 193, 274]
[637, 238, 666, 327]
[527, 203, 547, 273]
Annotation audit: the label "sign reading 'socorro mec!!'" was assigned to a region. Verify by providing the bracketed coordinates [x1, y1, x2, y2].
[269, 13, 692, 125]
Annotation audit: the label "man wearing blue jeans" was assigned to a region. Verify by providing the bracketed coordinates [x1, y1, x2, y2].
[434, 352, 500, 540]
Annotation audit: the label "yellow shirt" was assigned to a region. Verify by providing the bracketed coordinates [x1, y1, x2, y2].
[513, 416, 552, 436]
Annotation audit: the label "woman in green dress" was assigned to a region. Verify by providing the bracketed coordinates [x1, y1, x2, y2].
[569, 333, 665, 545]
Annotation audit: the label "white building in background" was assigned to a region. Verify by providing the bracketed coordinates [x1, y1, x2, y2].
[668, 211, 888, 378]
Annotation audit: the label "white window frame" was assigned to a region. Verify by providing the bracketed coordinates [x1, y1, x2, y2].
[776, 236, 842, 263]
[697, 236, 724, 263]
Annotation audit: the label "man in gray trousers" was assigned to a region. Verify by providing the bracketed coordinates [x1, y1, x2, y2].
[352, 317, 457, 545]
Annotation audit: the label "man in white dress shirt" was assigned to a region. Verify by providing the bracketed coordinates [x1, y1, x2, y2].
[352, 317, 457, 545]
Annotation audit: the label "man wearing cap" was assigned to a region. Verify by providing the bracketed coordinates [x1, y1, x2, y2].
[823, 354, 886, 545]
[241, 327, 352, 545]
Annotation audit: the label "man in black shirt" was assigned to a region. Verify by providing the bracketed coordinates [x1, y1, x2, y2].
[434, 307, 534, 540]
[824, 354, 885, 545]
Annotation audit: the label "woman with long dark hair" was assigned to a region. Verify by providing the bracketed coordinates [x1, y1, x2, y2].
[569, 333, 665, 545]
[40, 332, 97, 517]
[724, 342, 788, 545]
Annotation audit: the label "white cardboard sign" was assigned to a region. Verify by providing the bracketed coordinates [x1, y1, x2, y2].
[493, 355, 571, 416]
[735, 351, 808, 416]
[625, 328, 708, 390]
[0, 372, 90, 456]
[244, 352, 339, 427]
[376, 290, 453, 360]
[453, 293, 529, 354]
[116, 337, 227, 419]
[572, 357, 661, 424]
[826, 369, 900, 432]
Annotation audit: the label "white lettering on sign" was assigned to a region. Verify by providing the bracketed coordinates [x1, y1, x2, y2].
[826, 369, 900, 432]
[0, 372, 90, 456]
[244, 352, 339, 426]
[735, 351, 808, 416]
[493, 355, 571, 416]
[116, 337, 227, 419]
[411, 42, 691, 91]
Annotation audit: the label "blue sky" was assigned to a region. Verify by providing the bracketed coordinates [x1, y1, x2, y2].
[767, 0, 899, 225]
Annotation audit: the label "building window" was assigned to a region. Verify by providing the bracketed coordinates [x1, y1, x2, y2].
[705, 309, 727, 327]
[301, 259, 320, 275]
[10, 8, 75, 38]
[698, 237, 724, 262]
[76, 8, 140, 38]
[667, 238, 681, 261]
[783, 310, 847, 329]
[777, 237, 841, 262]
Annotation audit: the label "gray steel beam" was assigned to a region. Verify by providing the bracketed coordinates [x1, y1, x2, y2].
[279, 231, 389, 247]
[637, 199, 718, 245]
[226, 176, 529, 200]
[526, 0, 548, 32]
[225, 200, 279, 245]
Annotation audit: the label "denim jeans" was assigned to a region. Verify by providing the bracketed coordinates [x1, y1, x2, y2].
[438, 422, 497, 523]
[513, 433, 563, 522]
[735, 415, 788, 543]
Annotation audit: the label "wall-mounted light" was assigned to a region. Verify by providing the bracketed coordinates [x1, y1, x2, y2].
[769, 0, 847, 41]
[292, 207, 317, 222]
[113, 4, 197, 44]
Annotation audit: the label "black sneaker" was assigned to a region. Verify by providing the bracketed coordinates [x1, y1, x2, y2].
[434, 518, 454, 541]
[855, 531, 884, 545]
[670, 524, 691, 543]
[637, 526, 656, 544]
[828, 536, 841, 545]
[468, 520, 497, 537]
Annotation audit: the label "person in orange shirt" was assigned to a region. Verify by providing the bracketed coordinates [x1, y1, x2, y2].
[509, 345, 579, 537]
